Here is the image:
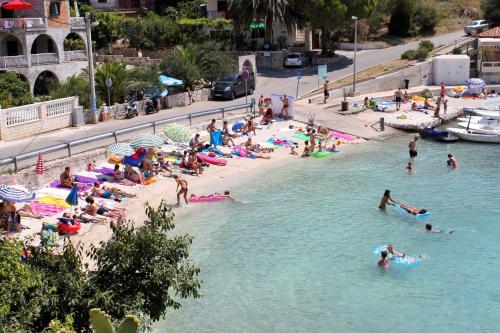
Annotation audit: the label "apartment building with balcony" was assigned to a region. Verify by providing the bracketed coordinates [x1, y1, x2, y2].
[0, 0, 88, 94]
[88, 0, 153, 13]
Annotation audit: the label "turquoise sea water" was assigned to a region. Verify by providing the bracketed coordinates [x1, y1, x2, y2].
[155, 136, 500, 333]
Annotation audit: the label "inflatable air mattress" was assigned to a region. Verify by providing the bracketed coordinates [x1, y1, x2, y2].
[394, 204, 431, 218]
[310, 151, 331, 158]
[190, 195, 228, 203]
[196, 153, 227, 166]
[374, 246, 422, 265]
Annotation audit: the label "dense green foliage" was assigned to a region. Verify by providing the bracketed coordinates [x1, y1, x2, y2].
[481, 0, 500, 24]
[388, 0, 414, 35]
[50, 75, 94, 109]
[0, 72, 34, 108]
[80, 5, 124, 52]
[401, 49, 417, 60]
[419, 40, 434, 51]
[413, 2, 438, 34]
[160, 53, 201, 88]
[124, 12, 181, 49]
[0, 202, 201, 332]
[400, 39, 433, 60]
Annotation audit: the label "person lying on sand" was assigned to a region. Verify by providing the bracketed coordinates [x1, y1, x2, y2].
[124, 165, 145, 185]
[91, 183, 136, 202]
[84, 196, 124, 224]
[113, 165, 137, 186]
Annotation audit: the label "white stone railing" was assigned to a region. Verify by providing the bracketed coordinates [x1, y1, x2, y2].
[46, 97, 75, 118]
[31, 53, 59, 65]
[3, 104, 40, 127]
[63, 50, 87, 61]
[0, 17, 46, 31]
[2, 97, 77, 128]
[0, 55, 28, 69]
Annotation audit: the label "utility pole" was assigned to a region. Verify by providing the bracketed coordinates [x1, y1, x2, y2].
[85, 12, 98, 124]
[352, 16, 358, 94]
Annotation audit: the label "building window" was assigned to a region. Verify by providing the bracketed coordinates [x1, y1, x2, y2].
[98, 0, 107, 2]
[217, 1, 227, 12]
[50, 1, 60, 15]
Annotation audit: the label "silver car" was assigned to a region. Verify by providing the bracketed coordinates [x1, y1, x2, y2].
[464, 20, 489, 35]
[284, 53, 304, 67]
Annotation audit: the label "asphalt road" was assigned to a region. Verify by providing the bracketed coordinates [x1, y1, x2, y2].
[0, 30, 467, 167]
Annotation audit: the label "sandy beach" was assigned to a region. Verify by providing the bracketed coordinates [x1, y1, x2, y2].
[7, 116, 365, 260]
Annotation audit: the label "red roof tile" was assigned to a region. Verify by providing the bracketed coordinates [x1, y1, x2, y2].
[478, 27, 500, 38]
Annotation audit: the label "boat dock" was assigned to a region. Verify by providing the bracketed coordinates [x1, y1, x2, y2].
[295, 85, 489, 138]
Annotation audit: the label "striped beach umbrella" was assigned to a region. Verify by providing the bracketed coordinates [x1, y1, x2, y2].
[107, 143, 135, 156]
[164, 123, 192, 143]
[35, 154, 45, 175]
[0, 184, 36, 203]
[130, 133, 164, 149]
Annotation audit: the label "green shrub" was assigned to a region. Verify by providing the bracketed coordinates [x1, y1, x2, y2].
[401, 49, 417, 60]
[0, 72, 33, 107]
[413, 3, 438, 34]
[452, 47, 462, 55]
[419, 40, 434, 51]
[389, 0, 414, 36]
[160, 52, 201, 88]
[415, 46, 430, 61]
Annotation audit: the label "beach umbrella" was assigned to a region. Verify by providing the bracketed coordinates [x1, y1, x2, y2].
[35, 154, 45, 175]
[159, 75, 183, 87]
[107, 143, 135, 156]
[2, 0, 32, 10]
[65, 184, 79, 214]
[164, 123, 192, 143]
[130, 133, 164, 149]
[0, 184, 35, 203]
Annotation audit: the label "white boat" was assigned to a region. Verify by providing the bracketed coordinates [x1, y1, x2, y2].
[475, 110, 500, 118]
[457, 116, 500, 125]
[457, 122, 500, 133]
[463, 107, 500, 116]
[447, 127, 500, 143]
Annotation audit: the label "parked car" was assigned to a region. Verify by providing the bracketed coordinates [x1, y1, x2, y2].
[464, 20, 489, 35]
[212, 72, 255, 100]
[284, 53, 305, 67]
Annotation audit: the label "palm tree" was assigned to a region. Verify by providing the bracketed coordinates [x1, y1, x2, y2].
[229, 0, 303, 45]
[94, 60, 128, 104]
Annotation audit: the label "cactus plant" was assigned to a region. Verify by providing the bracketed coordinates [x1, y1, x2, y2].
[89, 309, 140, 333]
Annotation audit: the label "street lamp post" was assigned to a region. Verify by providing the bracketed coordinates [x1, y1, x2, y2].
[352, 16, 358, 94]
[85, 12, 98, 123]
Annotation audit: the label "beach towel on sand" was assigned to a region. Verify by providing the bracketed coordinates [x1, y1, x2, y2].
[94, 167, 115, 177]
[37, 196, 71, 208]
[293, 133, 320, 143]
[31, 201, 66, 216]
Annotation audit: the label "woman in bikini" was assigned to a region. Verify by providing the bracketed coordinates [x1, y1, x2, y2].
[124, 165, 145, 185]
[173, 175, 189, 206]
[399, 203, 427, 215]
[113, 165, 136, 186]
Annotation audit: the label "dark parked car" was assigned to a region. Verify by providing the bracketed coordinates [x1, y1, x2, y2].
[212, 72, 255, 100]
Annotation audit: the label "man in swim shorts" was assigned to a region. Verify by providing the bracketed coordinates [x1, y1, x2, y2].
[408, 136, 419, 158]
[394, 88, 403, 111]
[323, 80, 330, 104]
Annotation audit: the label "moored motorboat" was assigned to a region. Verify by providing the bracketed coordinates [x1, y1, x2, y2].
[447, 127, 500, 143]
[457, 116, 500, 125]
[463, 107, 500, 116]
[457, 122, 500, 133]
[420, 126, 459, 142]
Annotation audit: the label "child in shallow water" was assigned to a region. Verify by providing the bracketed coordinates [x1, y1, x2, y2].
[406, 162, 414, 173]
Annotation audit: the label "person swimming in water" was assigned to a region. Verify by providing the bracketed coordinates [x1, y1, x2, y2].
[425, 223, 454, 234]
[378, 251, 389, 268]
[406, 162, 414, 173]
[447, 154, 458, 168]
[399, 203, 427, 215]
[379, 190, 398, 210]
[387, 244, 405, 257]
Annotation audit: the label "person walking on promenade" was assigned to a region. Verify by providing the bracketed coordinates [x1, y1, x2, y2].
[440, 82, 446, 98]
[394, 88, 403, 111]
[408, 136, 419, 158]
[323, 80, 330, 103]
[173, 175, 189, 207]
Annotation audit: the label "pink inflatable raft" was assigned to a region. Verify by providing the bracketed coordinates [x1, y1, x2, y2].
[196, 153, 227, 166]
[189, 194, 229, 203]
